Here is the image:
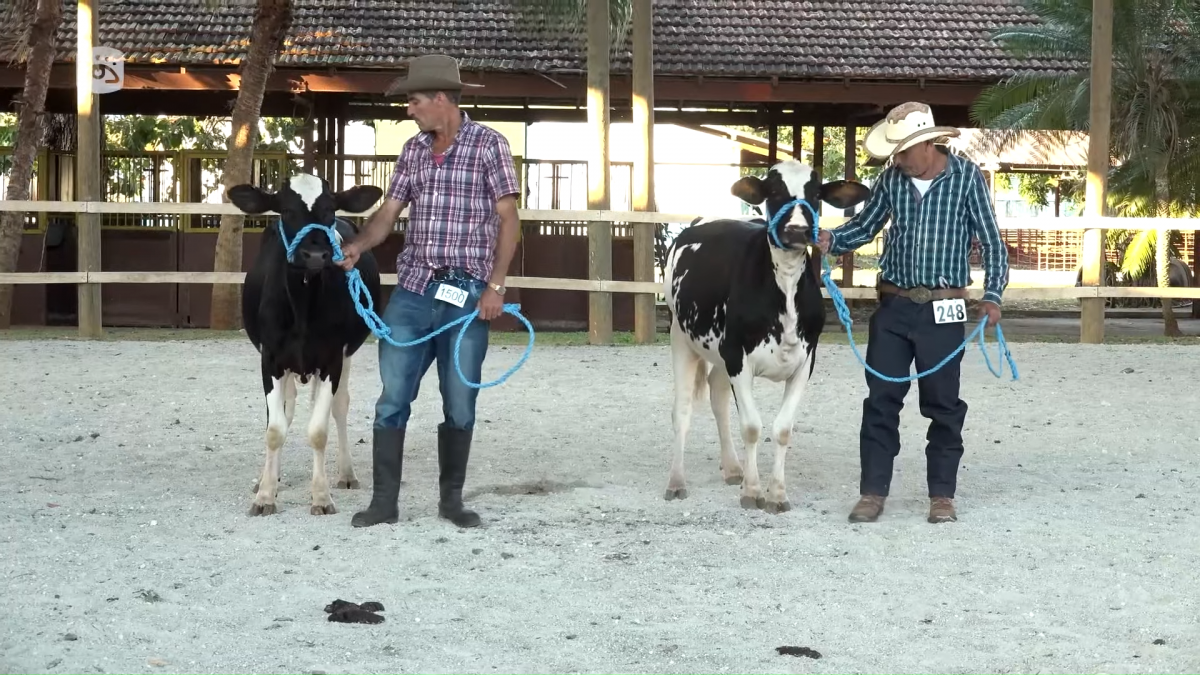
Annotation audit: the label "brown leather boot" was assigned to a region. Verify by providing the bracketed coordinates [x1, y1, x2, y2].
[848, 495, 886, 522]
[928, 497, 957, 523]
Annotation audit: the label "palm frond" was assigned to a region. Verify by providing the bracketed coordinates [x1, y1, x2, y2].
[1119, 229, 1157, 278]
[510, 0, 634, 49]
[0, 0, 38, 63]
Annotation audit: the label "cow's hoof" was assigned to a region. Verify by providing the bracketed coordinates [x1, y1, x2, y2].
[310, 503, 337, 515]
[336, 478, 360, 490]
[663, 487, 688, 501]
[248, 502, 277, 516]
[740, 495, 764, 510]
[723, 474, 743, 485]
[763, 499, 791, 514]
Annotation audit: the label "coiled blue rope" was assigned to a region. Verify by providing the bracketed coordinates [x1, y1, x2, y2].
[278, 220, 534, 389]
[765, 200, 1019, 383]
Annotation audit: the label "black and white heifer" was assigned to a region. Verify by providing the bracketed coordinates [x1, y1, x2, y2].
[662, 160, 870, 513]
[227, 173, 383, 517]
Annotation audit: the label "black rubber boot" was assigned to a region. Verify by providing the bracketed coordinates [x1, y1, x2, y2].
[437, 423, 481, 528]
[350, 427, 405, 527]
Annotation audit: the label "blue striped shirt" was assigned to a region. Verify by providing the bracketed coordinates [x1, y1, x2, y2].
[828, 150, 1010, 306]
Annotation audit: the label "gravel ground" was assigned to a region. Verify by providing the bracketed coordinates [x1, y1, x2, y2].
[2, 337, 1199, 674]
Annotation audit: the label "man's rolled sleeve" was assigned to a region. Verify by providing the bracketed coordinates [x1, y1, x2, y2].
[484, 134, 520, 202]
[966, 165, 1009, 306]
[386, 139, 417, 203]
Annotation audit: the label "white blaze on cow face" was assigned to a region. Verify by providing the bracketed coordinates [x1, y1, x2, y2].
[290, 173, 325, 211]
[770, 161, 817, 232]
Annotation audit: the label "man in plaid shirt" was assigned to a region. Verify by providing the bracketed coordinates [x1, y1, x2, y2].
[336, 55, 521, 529]
[817, 102, 1009, 525]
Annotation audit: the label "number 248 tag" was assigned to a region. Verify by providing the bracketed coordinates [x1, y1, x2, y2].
[933, 298, 967, 324]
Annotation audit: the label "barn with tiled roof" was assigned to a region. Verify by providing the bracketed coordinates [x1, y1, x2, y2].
[2, 0, 1081, 126]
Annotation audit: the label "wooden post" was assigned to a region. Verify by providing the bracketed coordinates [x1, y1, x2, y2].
[812, 125, 825, 173]
[76, 0, 102, 338]
[586, 0, 612, 344]
[841, 125, 857, 289]
[1080, 0, 1113, 344]
[631, 0, 656, 344]
[767, 110, 777, 165]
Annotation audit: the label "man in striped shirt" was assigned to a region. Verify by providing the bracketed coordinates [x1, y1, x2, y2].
[817, 102, 1009, 525]
[335, 55, 521, 530]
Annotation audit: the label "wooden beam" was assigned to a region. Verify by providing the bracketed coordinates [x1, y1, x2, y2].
[5, 63, 988, 105]
[75, 0, 102, 338]
[1080, 0, 1113, 344]
[631, 0, 657, 345]
[587, 0, 613, 345]
[11, 270, 1200, 302]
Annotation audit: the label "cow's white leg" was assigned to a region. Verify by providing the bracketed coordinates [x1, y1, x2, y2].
[709, 366, 742, 485]
[253, 373, 295, 495]
[763, 354, 812, 514]
[250, 373, 288, 516]
[332, 354, 358, 490]
[729, 370, 764, 509]
[664, 327, 702, 501]
[283, 373, 298, 430]
[306, 373, 337, 515]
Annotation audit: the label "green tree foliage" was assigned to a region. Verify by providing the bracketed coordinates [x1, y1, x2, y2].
[971, 0, 1200, 334]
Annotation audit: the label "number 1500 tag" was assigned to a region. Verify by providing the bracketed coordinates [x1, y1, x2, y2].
[433, 283, 469, 308]
[933, 298, 967, 324]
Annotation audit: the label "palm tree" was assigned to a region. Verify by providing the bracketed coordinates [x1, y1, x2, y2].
[970, 0, 1200, 336]
[0, 0, 63, 329]
[208, 0, 293, 330]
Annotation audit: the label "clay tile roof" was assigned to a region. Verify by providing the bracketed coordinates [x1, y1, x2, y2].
[52, 0, 1082, 80]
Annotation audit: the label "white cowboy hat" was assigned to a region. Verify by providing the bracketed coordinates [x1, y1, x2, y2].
[385, 54, 484, 96]
[861, 102, 961, 160]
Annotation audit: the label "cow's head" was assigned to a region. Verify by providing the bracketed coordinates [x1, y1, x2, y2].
[730, 160, 870, 249]
[227, 173, 383, 273]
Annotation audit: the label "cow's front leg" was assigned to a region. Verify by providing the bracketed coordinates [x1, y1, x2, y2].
[307, 370, 337, 515]
[253, 373, 294, 495]
[332, 353, 358, 490]
[250, 367, 287, 516]
[763, 354, 813, 514]
[728, 369, 764, 509]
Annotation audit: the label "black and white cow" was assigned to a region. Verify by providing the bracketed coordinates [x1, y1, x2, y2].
[662, 160, 870, 513]
[227, 173, 383, 517]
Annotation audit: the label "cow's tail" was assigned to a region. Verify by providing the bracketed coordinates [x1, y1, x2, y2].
[692, 360, 710, 403]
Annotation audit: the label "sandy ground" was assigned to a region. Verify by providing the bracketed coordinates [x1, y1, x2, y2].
[2, 336, 1199, 674]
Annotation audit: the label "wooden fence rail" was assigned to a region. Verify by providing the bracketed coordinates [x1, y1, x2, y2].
[3, 200, 1200, 341]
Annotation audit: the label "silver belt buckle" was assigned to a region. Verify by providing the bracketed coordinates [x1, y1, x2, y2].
[908, 286, 933, 304]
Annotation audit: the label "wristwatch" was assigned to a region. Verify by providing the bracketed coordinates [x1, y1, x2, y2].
[488, 281, 506, 295]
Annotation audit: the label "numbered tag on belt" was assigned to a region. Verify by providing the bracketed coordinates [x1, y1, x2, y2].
[933, 298, 967, 324]
[434, 283, 469, 308]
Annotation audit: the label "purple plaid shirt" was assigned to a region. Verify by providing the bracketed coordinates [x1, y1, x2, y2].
[387, 112, 521, 295]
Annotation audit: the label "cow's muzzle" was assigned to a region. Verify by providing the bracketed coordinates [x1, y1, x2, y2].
[296, 247, 332, 271]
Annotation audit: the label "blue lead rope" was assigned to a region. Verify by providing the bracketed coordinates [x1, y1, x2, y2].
[766, 200, 1019, 383]
[278, 221, 534, 389]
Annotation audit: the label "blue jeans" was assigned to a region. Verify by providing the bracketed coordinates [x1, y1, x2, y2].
[374, 273, 490, 432]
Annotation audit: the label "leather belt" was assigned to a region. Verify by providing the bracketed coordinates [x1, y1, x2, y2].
[878, 282, 968, 304]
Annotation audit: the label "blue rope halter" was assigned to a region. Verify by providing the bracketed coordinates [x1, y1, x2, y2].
[766, 198, 1019, 383]
[275, 219, 535, 389]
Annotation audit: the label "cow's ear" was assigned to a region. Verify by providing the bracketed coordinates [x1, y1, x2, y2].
[819, 180, 871, 209]
[730, 176, 765, 205]
[227, 184, 276, 214]
[335, 185, 383, 214]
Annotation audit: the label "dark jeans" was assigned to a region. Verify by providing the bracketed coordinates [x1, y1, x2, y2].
[373, 271, 490, 432]
[858, 292, 969, 498]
